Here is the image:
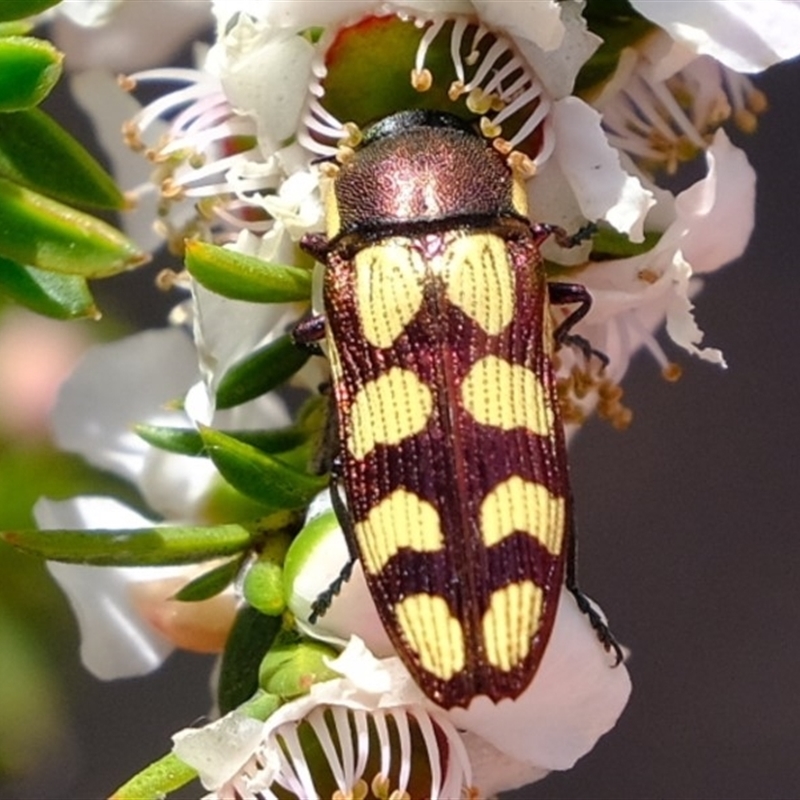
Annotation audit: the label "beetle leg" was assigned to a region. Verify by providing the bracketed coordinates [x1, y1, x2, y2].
[300, 232, 330, 262]
[532, 221, 597, 249]
[565, 513, 623, 666]
[548, 282, 609, 369]
[292, 314, 327, 356]
[308, 452, 359, 623]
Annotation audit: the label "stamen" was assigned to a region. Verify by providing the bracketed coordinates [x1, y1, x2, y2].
[306, 14, 553, 165]
[449, 16, 469, 85]
[414, 18, 446, 75]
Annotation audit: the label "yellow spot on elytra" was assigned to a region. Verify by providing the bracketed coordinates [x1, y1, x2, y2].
[511, 172, 529, 215]
[354, 243, 425, 348]
[482, 580, 543, 671]
[480, 476, 565, 555]
[395, 594, 466, 680]
[323, 178, 341, 239]
[348, 368, 433, 459]
[445, 234, 514, 335]
[354, 489, 444, 574]
[461, 356, 554, 435]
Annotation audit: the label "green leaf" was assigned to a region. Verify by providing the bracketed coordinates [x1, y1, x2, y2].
[0, 256, 98, 319]
[243, 559, 285, 616]
[0, 108, 126, 209]
[242, 533, 292, 616]
[0, 1, 62, 22]
[109, 751, 198, 800]
[0, 21, 34, 36]
[174, 556, 244, 602]
[135, 422, 307, 458]
[217, 605, 283, 715]
[0, 177, 147, 277]
[1, 522, 257, 566]
[185, 240, 312, 303]
[590, 227, 661, 259]
[216, 334, 311, 410]
[259, 635, 339, 699]
[200, 426, 327, 509]
[0, 36, 62, 110]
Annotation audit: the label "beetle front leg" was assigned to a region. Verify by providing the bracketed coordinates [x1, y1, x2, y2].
[292, 314, 327, 357]
[548, 282, 608, 369]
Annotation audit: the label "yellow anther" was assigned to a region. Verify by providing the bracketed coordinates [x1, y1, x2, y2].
[506, 150, 536, 178]
[492, 137, 513, 155]
[479, 116, 502, 139]
[155, 268, 183, 291]
[336, 145, 355, 165]
[637, 268, 660, 285]
[339, 121, 363, 149]
[411, 68, 433, 92]
[117, 73, 136, 92]
[160, 178, 185, 200]
[371, 774, 390, 800]
[319, 161, 340, 179]
[121, 121, 144, 151]
[467, 87, 494, 115]
[662, 362, 683, 382]
[598, 379, 623, 402]
[734, 107, 758, 134]
[746, 87, 769, 114]
[448, 79, 467, 101]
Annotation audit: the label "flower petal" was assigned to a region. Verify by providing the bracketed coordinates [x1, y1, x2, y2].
[37, 496, 176, 679]
[476, 0, 601, 97]
[550, 97, 655, 240]
[52, 328, 199, 484]
[449, 589, 631, 771]
[631, 0, 800, 73]
[677, 129, 755, 274]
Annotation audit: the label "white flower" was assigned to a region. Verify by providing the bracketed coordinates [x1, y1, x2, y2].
[630, 0, 800, 74]
[51, 0, 212, 72]
[36, 496, 237, 680]
[173, 614, 629, 798]
[41, 324, 290, 678]
[576, 128, 755, 385]
[269, 496, 631, 796]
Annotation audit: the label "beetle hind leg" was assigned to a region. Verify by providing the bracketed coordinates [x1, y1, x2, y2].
[308, 452, 359, 624]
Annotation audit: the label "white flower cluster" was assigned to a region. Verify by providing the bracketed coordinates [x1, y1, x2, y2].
[39, 1, 800, 797]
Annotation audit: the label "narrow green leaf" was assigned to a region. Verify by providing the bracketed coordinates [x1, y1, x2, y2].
[0, 108, 125, 209]
[216, 334, 310, 410]
[109, 751, 197, 800]
[0, 256, 98, 319]
[0, 177, 147, 277]
[0, 36, 62, 110]
[1, 523, 256, 566]
[174, 556, 244, 602]
[201, 426, 327, 509]
[185, 239, 312, 303]
[135, 422, 307, 458]
[0, 21, 33, 36]
[218, 605, 283, 715]
[0, 1, 62, 22]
